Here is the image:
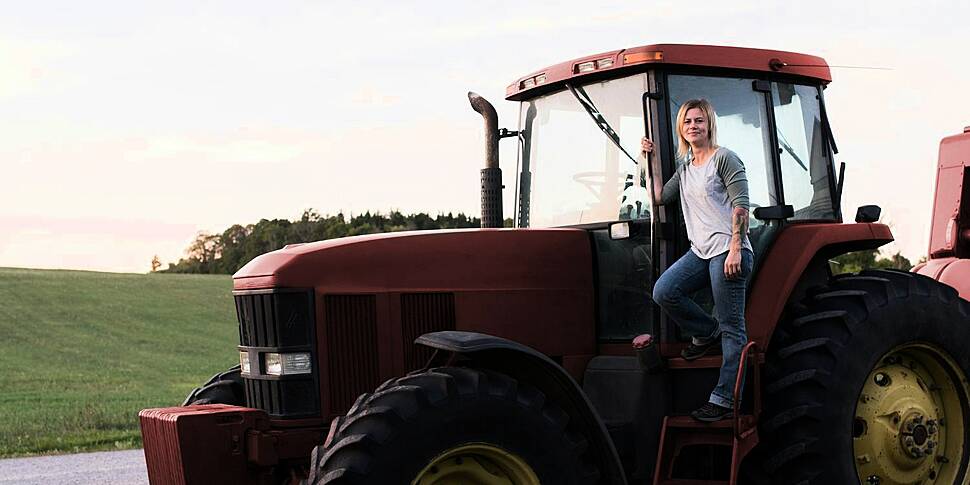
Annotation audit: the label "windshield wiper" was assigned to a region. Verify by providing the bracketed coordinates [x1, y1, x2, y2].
[566, 83, 639, 165]
[818, 93, 839, 155]
[778, 133, 809, 171]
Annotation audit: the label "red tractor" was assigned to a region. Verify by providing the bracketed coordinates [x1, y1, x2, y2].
[140, 44, 970, 485]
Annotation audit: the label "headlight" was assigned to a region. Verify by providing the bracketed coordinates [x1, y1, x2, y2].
[239, 351, 251, 375]
[264, 352, 312, 376]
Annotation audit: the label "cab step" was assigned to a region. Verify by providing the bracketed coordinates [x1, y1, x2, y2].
[652, 342, 762, 485]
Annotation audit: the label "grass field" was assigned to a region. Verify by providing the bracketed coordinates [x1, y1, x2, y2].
[0, 267, 238, 457]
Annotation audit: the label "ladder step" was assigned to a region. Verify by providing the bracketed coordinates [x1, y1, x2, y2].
[657, 480, 728, 485]
[666, 353, 766, 369]
[667, 355, 723, 369]
[663, 415, 754, 429]
[654, 415, 760, 484]
[660, 342, 721, 359]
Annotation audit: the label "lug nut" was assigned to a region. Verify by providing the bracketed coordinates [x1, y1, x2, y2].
[906, 422, 915, 432]
[928, 424, 938, 435]
[914, 449, 924, 458]
[928, 441, 936, 450]
[874, 373, 891, 387]
[905, 436, 915, 447]
[915, 415, 924, 424]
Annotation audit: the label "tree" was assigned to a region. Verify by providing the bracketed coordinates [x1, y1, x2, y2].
[151, 255, 161, 272]
[831, 249, 913, 274]
[188, 233, 221, 265]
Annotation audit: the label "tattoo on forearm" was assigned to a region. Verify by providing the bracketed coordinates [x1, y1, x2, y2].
[732, 207, 749, 239]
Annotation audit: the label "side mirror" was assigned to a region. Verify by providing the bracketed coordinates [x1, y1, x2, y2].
[609, 222, 631, 240]
[855, 205, 881, 223]
[753, 205, 794, 221]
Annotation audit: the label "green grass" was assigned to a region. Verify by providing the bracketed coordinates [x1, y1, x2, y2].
[0, 267, 238, 457]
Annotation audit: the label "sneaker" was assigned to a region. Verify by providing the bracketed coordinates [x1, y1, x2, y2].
[691, 402, 733, 422]
[680, 333, 721, 360]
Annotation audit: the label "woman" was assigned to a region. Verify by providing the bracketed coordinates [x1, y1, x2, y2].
[642, 98, 753, 422]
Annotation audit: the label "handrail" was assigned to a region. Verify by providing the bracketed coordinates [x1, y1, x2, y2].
[732, 341, 760, 439]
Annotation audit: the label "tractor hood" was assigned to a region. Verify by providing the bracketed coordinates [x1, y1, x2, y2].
[232, 228, 593, 294]
[232, 228, 596, 359]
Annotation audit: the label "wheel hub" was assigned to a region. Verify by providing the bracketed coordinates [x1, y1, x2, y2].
[413, 443, 541, 485]
[898, 413, 938, 459]
[853, 345, 967, 485]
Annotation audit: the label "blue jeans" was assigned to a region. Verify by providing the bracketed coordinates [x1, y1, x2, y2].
[652, 248, 753, 407]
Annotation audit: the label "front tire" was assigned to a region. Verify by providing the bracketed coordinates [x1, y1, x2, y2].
[182, 365, 244, 406]
[307, 367, 599, 484]
[761, 270, 970, 484]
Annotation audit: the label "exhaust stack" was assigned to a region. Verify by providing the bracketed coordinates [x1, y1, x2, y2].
[468, 92, 503, 228]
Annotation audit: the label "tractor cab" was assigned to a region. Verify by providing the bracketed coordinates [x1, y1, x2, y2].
[503, 44, 842, 345]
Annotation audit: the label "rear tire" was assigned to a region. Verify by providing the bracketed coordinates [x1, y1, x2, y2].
[761, 270, 970, 484]
[182, 365, 245, 406]
[306, 367, 599, 484]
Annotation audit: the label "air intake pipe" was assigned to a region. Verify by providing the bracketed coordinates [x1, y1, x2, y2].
[468, 92, 503, 228]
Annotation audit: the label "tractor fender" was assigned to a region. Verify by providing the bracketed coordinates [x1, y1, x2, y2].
[748, 222, 894, 351]
[416, 330, 628, 485]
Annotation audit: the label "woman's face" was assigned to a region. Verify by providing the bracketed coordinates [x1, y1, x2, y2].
[681, 107, 709, 147]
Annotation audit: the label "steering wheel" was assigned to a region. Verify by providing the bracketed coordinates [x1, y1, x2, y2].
[572, 171, 608, 199]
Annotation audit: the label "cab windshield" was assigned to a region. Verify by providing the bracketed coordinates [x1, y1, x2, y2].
[666, 74, 837, 224]
[515, 74, 651, 228]
[515, 72, 838, 228]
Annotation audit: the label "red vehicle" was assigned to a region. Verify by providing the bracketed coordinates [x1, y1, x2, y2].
[140, 44, 970, 485]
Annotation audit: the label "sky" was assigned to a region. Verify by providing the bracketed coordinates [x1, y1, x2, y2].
[1, 1, 967, 273]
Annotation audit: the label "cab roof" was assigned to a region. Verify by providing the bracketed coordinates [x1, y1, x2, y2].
[506, 43, 831, 101]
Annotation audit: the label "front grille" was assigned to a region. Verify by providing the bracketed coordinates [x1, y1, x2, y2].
[234, 289, 319, 419]
[236, 291, 313, 348]
[246, 378, 280, 413]
[401, 292, 456, 371]
[244, 378, 318, 417]
[324, 294, 380, 414]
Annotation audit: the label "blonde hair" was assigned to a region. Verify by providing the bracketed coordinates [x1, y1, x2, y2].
[675, 98, 718, 160]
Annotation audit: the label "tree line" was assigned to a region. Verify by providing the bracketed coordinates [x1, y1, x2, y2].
[830, 249, 913, 274]
[163, 210, 483, 274]
[161, 209, 914, 275]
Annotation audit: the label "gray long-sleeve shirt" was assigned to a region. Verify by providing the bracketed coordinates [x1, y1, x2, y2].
[661, 147, 752, 259]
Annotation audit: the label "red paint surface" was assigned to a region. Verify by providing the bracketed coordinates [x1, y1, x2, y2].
[235, 228, 597, 382]
[917, 257, 970, 301]
[917, 258, 952, 280]
[747, 223, 893, 348]
[928, 130, 969, 257]
[938, 259, 970, 300]
[916, 128, 970, 303]
[507, 43, 831, 100]
[140, 405, 327, 484]
[139, 405, 268, 485]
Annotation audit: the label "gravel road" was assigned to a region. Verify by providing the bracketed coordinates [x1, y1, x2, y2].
[0, 449, 148, 485]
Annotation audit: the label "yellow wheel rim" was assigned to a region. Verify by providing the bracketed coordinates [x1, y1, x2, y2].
[854, 343, 969, 484]
[412, 443, 541, 485]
